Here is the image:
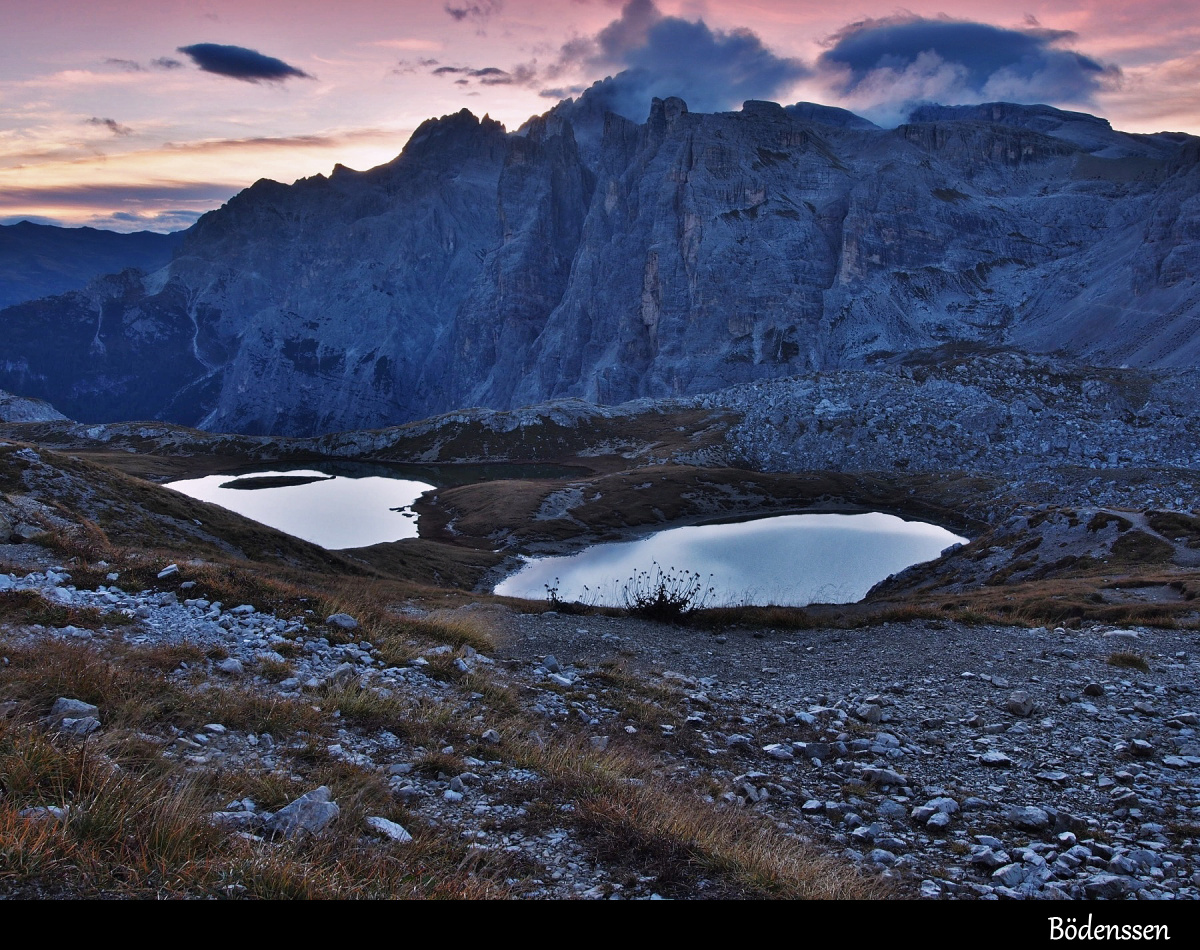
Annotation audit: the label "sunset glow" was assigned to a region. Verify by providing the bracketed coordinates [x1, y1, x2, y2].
[5, 0, 1198, 231]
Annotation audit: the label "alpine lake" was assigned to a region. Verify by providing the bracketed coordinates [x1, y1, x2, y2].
[167, 465, 965, 608]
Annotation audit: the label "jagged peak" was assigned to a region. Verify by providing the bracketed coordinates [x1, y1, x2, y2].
[404, 107, 506, 151]
[648, 96, 688, 123]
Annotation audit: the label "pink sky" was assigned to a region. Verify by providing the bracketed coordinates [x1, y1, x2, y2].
[2, 0, 1197, 231]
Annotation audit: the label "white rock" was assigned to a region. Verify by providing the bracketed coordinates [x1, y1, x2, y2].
[266, 787, 339, 837]
[366, 816, 413, 842]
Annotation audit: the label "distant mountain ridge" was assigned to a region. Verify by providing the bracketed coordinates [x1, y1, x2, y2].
[0, 221, 185, 311]
[0, 92, 1197, 436]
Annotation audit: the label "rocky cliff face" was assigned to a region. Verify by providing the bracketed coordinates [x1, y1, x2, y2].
[1, 94, 1197, 435]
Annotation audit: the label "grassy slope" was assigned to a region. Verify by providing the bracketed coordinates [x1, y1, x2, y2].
[0, 440, 899, 899]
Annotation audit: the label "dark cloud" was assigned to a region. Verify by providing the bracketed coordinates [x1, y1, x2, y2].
[87, 117, 133, 136]
[105, 58, 144, 72]
[430, 64, 517, 85]
[0, 182, 237, 218]
[393, 57, 438, 75]
[0, 215, 64, 228]
[152, 128, 402, 157]
[157, 132, 357, 154]
[152, 57, 183, 70]
[177, 43, 313, 83]
[817, 15, 1121, 123]
[538, 86, 579, 100]
[533, 0, 810, 119]
[444, 1, 502, 24]
[424, 0, 807, 114]
[88, 209, 204, 233]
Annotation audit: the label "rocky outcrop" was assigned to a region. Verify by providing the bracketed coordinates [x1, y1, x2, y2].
[1, 95, 1198, 435]
[0, 390, 67, 423]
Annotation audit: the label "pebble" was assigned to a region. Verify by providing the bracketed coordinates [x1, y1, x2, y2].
[1004, 691, 1036, 717]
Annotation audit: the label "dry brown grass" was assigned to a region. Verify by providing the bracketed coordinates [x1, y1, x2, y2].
[1107, 651, 1151, 672]
[866, 570, 1200, 630]
[255, 656, 295, 682]
[0, 589, 119, 631]
[0, 718, 515, 899]
[590, 660, 682, 733]
[510, 738, 893, 900]
[0, 634, 323, 738]
[319, 682, 411, 732]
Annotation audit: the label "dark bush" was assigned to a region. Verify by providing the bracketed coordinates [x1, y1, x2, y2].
[621, 563, 714, 623]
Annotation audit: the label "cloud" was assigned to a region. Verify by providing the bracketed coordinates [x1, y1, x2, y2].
[816, 15, 1121, 124]
[444, 1, 502, 25]
[104, 58, 144, 72]
[369, 38, 443, 51]
[0, 182, 236, 203]
[430, 64, 516, 84]
[531, 0, 810, 119]
[177, 43, 314, 83]
[393, 57, 439, 75]
[152, 57, 183, 70]
[87, 209, 204, 233]
[155, 130, 390, 155]
[0, 215, 64, 228]
[0, 182, 232, 231]
[87, 117, 133, 136]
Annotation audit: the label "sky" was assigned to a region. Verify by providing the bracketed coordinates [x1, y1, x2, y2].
[2, 0, 1198, 232]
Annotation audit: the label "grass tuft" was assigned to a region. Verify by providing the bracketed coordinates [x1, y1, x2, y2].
[1106, 651, 1150, 672]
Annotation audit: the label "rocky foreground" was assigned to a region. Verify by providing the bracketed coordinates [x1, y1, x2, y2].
[4, 544, 1198, 900]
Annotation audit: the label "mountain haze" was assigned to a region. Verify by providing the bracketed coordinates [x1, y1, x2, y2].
[1, 90, 1197, 435]
[0, 221, 184, 311]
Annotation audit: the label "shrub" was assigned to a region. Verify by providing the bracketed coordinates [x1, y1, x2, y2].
[621, 563, 714, 623]
[1107, 651, 1150, 672]
[543, 578, 592, 614]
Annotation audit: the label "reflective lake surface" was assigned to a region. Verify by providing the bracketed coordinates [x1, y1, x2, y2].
[494, 512, 967, 607]
[166, 469, 436, 550]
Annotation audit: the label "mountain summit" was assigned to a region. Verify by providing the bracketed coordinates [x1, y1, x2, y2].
[1, 96, 1197, 435]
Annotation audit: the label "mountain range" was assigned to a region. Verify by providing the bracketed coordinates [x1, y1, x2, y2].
[1, 90, 1197, 436]
[0, 221, 183, 312]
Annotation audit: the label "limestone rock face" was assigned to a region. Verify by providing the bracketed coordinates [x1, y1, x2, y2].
[1, 94, 1198, 436]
